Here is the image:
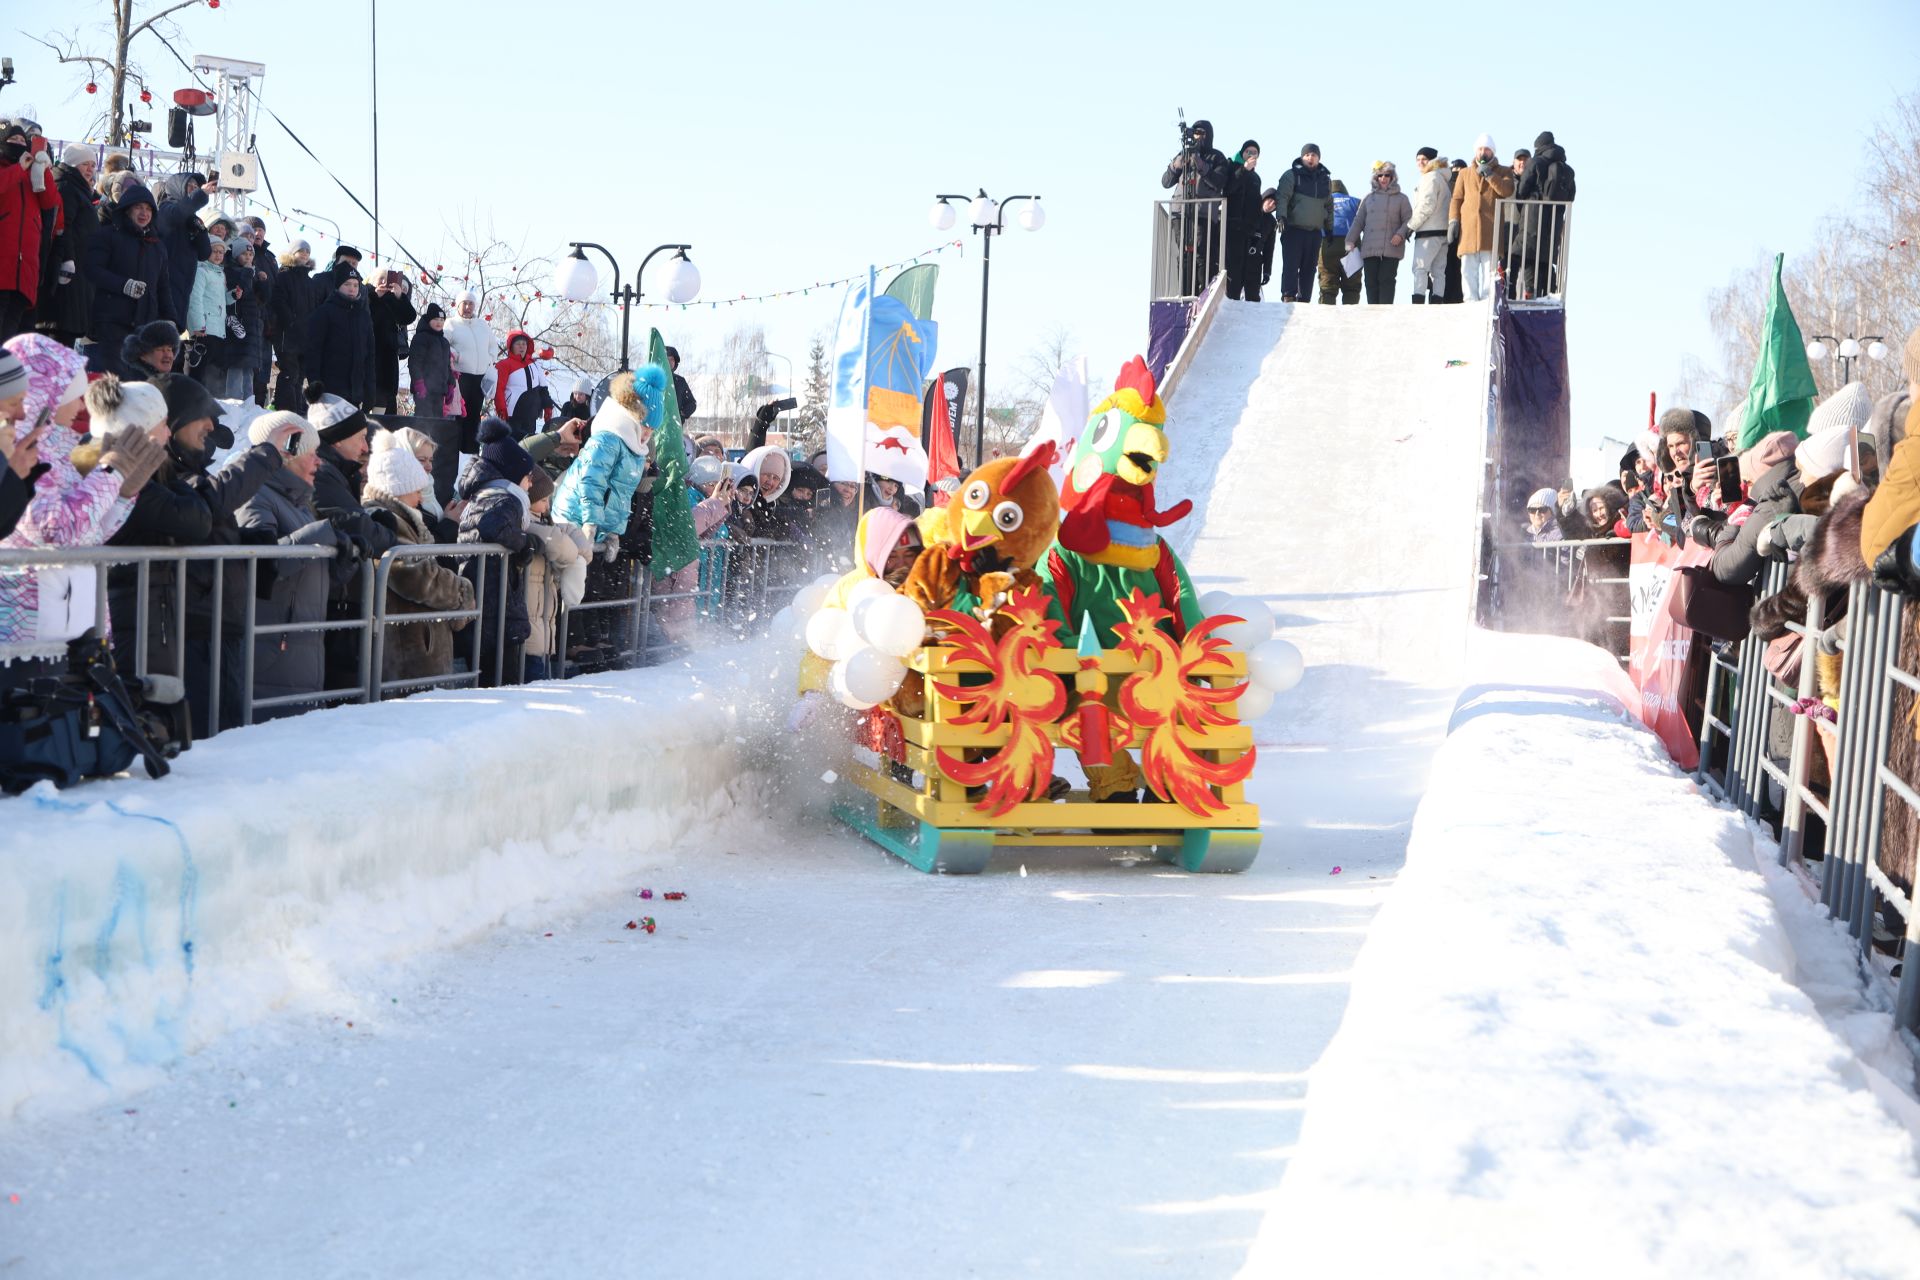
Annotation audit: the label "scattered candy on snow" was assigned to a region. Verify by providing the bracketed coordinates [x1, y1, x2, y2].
[1330, 866, 1342, 875]
[664, 892, 686, 901]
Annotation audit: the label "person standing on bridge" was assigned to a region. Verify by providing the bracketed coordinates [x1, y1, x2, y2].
[1347, 162, 1413, 305]
[1447, 136, 1515, 301]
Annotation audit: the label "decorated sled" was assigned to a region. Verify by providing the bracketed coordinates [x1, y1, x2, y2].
[833, 586, 1264, 875]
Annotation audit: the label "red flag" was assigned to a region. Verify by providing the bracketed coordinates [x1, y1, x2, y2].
[923, 370, 963, 506]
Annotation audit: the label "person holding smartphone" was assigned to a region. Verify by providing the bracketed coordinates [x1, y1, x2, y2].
[0, 124, 60, 343]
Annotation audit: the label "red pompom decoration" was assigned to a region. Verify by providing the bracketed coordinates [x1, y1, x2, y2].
[85, 82, 98, 95]
[140, 89, 152, 104]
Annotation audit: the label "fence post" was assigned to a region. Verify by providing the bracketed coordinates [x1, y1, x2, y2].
[1779, 585, 1825, 865]
[240, 558, 258, 727]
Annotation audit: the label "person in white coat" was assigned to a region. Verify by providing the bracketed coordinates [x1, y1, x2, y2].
[443, 289, 496, 454]
[1407, 148, 1453, 304]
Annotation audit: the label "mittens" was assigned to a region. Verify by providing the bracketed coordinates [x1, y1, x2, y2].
[123, 278, 148, 299]
[1447, 219, 1461, 245]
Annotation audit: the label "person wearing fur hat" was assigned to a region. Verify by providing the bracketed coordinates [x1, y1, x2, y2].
[361, 436, 473, 686]
[553, 364, 663, 555]
[1407, 149, 1453, 304]
[305, 265, 375, 408]
[120, 318, 183, 383]
[445, 290, 494, 453]
[38, 143, 100, 346]
[271, 240, 317, 412]
[407, 303, 455, 419]
[1347, 161, 1414, 305]
[82, 179, 173, 374]
[1447, 135, 1515, 302]
[0, 123, 60, 342]
[234, 408, 351, 719]
[458, 418, 539, 684]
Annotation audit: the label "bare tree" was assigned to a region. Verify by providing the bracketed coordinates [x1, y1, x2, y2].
[683, 321, 771, 447]
[1684, 89, 1920, 422]
[30, 0, 214, 146]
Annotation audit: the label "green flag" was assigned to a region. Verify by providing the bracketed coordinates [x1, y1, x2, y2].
[1736, 253, 1817, 449]
[883, 264, 939, 322]
[647, 328, 698, 575]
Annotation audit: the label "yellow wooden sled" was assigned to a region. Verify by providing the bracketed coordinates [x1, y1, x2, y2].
[833, 587, 1261, 875]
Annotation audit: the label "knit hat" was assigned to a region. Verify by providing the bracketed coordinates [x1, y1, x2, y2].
[1237, 139, 1260, 159]
[1739, 430, 1800, 483]
[477, 417, 534, 484]
[83, 375, 168, 435]
[226, 237, 252, 256]
[1796, 424, 1852, 483]
[1474, 133, 1496, 153]
[331, 261, 362, 288]
[421, 302, 446, 324]
[1534, 131, 1556, 150]
[61, 142, 94, 168]
[306, 393, 370, 444]
[249, 409, 319, 458]
[1300, 142, 1320, 157]
[1449, 158, 1466, 170]
[1526, 487, 1557, 510]
[1804, 381, 1873, 436]
[365, 439, 431, 498]
[152, 372, 225, 434]
[527, 467, 555, 504]
[292, 238, 311, 255]
[0, 351, 26, 402]
[460, 287, 480, 307]
[1416, 146, 1438, 162]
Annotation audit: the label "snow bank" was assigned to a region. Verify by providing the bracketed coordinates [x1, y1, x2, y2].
[1244, 631, 1920, 1278]
[0, 644, 786, 1121]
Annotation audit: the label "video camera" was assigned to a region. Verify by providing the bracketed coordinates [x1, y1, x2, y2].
[0, 631, 191, 794]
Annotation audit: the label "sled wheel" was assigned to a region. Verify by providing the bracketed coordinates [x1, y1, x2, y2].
[1162, 828, 1262, 874]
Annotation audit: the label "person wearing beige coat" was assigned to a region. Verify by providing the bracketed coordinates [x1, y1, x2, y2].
[1447, 133, 1515, 301]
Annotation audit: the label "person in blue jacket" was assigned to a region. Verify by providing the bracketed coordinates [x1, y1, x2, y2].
[1317, 178, 1362, 305]
[552, 363, 664, 559]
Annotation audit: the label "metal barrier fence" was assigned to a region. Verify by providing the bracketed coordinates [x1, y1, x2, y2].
[0, 534, 824, 737]
[1151, 198, 1230, 302]
[1695, 564, 1920, 1033]
[1491, 198, 1573, 306]
[1483, 538, 1630, 664]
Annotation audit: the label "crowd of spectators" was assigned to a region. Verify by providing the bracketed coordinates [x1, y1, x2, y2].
[1163, 121, 1575, 304]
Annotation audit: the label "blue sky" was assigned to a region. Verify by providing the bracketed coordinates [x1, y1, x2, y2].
[10, 0, 1919, 447]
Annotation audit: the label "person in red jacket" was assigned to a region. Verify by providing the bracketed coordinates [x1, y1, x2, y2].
[0, 121, 61, 343]
[492, 329, 554, 437]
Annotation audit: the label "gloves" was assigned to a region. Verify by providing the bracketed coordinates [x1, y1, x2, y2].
[1756, 518, 1788, 560]
[1447, 219, 1461, 245]
[27, 151, 49, 192]
[1874, 526, 1920, 597]
[98, 427, 167, 497]
[600, 533, 620, 562]
[57, 261, 74, 285]
[227, 316, 247, 339]
[123, 278, 148, 299]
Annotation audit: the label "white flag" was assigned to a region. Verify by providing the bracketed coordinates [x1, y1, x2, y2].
[1022, 355, 1088, 489]
[824, 268, 874, 483]
[865, 423, 930, 489]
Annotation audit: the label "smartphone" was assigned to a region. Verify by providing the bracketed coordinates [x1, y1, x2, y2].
[1715, 455, 1743, 505]
[28, 136, 45, 156]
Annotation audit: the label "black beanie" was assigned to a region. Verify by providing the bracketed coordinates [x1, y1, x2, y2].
[1416, 146, 1438, 162]
[421, 302, 446, 324]
[1239, 139, 1260, 157]
[308, 394, 370, 445]
[477, 418, 534, 485]
[1534, 131, 1556, 150]
[1300, 142, 1320, 157]
[150, 373, 231, 450]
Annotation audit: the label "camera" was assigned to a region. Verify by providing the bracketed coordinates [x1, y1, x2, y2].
[1685, 511, 1727, 547]
[753, 396, 798, 425]
[0, 632, 190, 793]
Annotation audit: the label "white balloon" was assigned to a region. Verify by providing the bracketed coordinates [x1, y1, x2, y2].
[845, 577, 893, 608]
[806, 607, 854, 660]
[843, 644, 907, 704]
[813, 573, 841, 592]
[857, 593, 927, 658]
[1232, 682, 1276, 721]
[1218, 600, 1276, 649]
[1198, 589, 1237, 618]
[1246, 637, 1304, 692]
[771, 606, 801, 644]
[791, 581, 831, 619]
[829, 659, 880, 710]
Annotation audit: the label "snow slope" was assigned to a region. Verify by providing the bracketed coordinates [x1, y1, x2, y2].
[1242, 631, 1920, 1278]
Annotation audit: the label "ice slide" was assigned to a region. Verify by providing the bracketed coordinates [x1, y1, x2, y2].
[5, 299, 1503, 1278]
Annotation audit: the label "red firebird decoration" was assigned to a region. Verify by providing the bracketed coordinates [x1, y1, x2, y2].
[1110, 590, 1255, 816]
[928, 587, 1064, 817]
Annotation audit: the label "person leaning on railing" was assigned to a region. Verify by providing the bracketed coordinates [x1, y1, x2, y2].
[361, 440, 473, 688]
[457, 422, 541, 687]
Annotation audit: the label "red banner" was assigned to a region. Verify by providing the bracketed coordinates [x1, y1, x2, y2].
[1627, 534, 1712, 770]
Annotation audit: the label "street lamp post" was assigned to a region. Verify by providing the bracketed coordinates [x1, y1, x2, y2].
[555, 242, 702, 371]
[1806, 332, 1889, 386]
[928, 189, 1045, 466]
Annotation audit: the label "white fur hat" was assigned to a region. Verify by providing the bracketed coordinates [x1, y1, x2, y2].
[248, 409, 319, 458]
[365, 440, 431, 498]
[83, 376, 168, 435]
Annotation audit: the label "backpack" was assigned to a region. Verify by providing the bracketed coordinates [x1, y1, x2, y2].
[1330, 193, 1359, 237]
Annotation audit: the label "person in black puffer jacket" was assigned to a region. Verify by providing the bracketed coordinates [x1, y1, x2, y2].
[223, 238, 266, 403]
[82, 179, 172, 375]
[1513, 131, 1576, 299]
[272, 241, 319, 412]
[406, 302, 454, 418]
[458, 419, 538, 685]
[39, 145, 99, 345]
[150, 172, 210, 330]
[367, 269, 417, 415]
[304, 263, 375, 407]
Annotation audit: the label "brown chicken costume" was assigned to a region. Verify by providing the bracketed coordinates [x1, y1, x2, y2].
[903, 443, 1061, 628]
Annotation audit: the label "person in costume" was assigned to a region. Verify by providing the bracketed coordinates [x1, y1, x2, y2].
[901, 442, 1060, 629]
[1039, 356, 1202, 800]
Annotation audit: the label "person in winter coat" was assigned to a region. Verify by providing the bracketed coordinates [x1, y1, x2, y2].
[121, 319, 183, 384]
[493, 330, 553, 436]
[1706, 432, 1803, 588]
[1447, 136, 1516, 302]
[406, 302, 454, 418]
[82, 179, 173, 374]
[1526, 488, 1564, 545]
[361, 439, 472, 688]
[1513, 130, 1576, 300]
[1222, 141, 1267, 302]
[370, 426, 457, 543]
[665, 346, 698, 421]
[1160, 120, 1234, 297]
[243, 218, 278, 408]
[91, 376, 203, 679]
[39, 144, 99, 346]
[1315, 180, 1362, 306]
[657, 457, 737, 644]
[185, 237, 232, 390]
[458, 421, 539, 685]
[223, 238, 266, 402]
[1406, 149, 1453, 303]
[1271, 144, 1334, 303]
[1346, 162, 1414, 306]
[305, 265, 375, 408]
[446, 290, 495, 452]
[554, 376, 593, 427]
[523, 487, 589, 681]
[150, 172, 211, 331]
[0, 125, 59, 342]
[271, 240, 318, 412]
[0, 351, 44, 540]
[367, 269, 417, 415]
[0, 335, 163, 673]
[553, 365, 663, 552]
[234, 412, 348, 719]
